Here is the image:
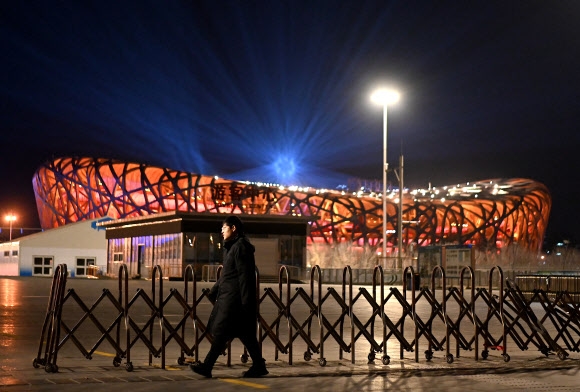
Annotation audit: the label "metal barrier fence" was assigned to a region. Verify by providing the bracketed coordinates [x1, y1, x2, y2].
[32, 264, 580, 373]
[516, 274, 580, 303]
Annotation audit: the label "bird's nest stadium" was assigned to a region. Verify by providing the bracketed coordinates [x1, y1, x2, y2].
[32, 157, 550, 254]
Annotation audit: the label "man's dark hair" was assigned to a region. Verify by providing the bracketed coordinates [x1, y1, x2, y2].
[223, 215, 244, 235]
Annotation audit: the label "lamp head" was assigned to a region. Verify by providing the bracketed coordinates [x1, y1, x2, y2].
[370, 89, 400, 106]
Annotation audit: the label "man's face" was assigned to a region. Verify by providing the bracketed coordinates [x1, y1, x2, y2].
[221, 224, 236, 241]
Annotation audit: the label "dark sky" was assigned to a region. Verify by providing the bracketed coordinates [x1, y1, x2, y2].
[1, 1, 579, 246]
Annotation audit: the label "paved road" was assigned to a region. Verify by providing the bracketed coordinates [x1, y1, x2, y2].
[1, 276, 579, 391]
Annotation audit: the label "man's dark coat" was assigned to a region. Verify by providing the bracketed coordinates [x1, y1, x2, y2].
[206, 235, 257, 338]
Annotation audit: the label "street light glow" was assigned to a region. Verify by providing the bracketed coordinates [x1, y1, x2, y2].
[370, 88, 400, 106]
[5, 214, 17, 242]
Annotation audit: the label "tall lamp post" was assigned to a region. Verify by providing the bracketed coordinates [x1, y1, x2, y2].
[5, 214, 17, 242]
[371, 88, 400, 269]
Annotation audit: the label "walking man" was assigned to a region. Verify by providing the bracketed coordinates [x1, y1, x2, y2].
[190, 215, 268, 378]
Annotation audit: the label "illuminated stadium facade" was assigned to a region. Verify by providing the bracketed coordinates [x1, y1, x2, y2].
[32, 157, 551, 253]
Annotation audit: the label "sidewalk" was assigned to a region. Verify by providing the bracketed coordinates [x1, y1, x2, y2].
[3, 342, 579, 389]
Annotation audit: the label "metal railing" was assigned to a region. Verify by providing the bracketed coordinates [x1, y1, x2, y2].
[515, 274, 580, 303]
[33, 264, 580, 374]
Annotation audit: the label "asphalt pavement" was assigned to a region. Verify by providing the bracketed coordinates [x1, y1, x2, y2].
[1, 276, 580, 391]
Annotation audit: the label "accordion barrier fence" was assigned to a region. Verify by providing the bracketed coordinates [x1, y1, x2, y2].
[33, 263, 578, 373]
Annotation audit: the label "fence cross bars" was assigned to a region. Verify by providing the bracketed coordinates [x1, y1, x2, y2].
[33, 263, 580, 374]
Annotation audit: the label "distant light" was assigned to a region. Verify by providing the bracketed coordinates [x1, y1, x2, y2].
[370, 88, 400, 105]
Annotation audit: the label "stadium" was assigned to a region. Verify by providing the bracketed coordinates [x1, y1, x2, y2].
[32, 157, 551, 259]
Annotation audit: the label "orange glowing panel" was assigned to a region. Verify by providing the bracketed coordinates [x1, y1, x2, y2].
[32, 157, 550, 252]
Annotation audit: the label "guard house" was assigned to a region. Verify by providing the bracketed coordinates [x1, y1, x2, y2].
[97, 212, 315, 280]
[416, 245, 475, 287]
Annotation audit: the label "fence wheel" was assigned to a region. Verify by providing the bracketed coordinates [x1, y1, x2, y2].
[557, 350, 568, 360]
[44, 363, 58, 373]
[382, 355, 390, 365]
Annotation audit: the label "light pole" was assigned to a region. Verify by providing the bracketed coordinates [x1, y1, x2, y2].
[5, 214, 16, 242]
[371, 88, 399, 269]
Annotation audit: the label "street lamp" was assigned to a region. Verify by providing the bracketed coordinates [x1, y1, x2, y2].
[371, 88, 400, 268]
[5, 214, 17, 242]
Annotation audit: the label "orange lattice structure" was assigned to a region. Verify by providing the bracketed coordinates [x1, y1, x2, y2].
[32, 157, 550, 251]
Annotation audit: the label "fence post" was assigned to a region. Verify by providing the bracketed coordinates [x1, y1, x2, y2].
[279, 265, 292, 364]
[118, 264, 131, 371]
[33, 263, 68, 373]
[310, 265, 325, 365]
[150, 265, 164, 369]
[181, 264, 196, 364]
[402, 266, 417, 361]
[342, 266, 354, 363]
[459, 266, 477, 360]
[431, 265, 451, 363]
[372, 265, 389, 364]
[488, 265, 508, 361]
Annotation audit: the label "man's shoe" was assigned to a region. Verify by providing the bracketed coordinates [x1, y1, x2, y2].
[189, 362, 212, 378]
[242, 360, 268, 378]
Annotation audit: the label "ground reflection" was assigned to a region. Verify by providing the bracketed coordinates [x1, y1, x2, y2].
[0, 279, 21, 349]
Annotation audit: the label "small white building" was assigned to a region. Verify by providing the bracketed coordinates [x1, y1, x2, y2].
[0, 218, 109, 277]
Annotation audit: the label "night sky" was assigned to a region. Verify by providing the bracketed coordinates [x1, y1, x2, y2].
[1, 1, 579, 247]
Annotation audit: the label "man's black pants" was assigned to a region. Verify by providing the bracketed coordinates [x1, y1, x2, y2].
[203, 331, 262, 368]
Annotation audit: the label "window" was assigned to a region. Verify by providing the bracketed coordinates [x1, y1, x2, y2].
[76, 257, 96, 276]
[12, 250, 18, 256]
[113, 253, 123, 263]
[33, 256, 53, 276]
[3, 251, 8, 257]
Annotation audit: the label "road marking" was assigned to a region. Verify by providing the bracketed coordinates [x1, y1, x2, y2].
[149, 364, 181, 371]
[94, 351, 116, 357]
[221, 379, 269, 389]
